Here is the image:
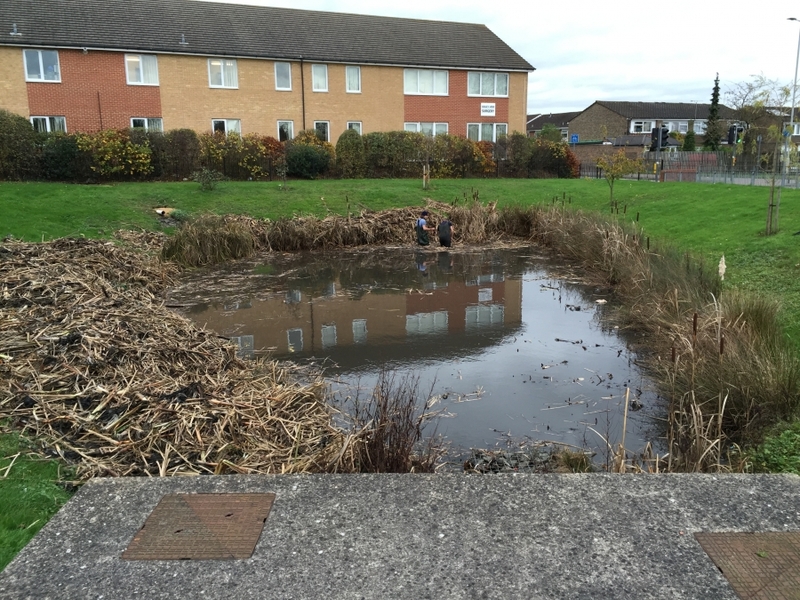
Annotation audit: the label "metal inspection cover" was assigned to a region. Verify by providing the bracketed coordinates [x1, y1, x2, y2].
[695, 532, 800, 600]
[122, 493, 275, 560]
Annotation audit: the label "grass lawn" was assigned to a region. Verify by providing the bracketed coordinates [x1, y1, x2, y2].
[0, 432, 73, 571]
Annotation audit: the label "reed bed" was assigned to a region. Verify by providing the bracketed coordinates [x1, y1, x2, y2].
[0, 234, 402, 480]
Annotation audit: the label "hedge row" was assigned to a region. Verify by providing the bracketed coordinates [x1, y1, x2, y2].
[0, 109, 578, 182]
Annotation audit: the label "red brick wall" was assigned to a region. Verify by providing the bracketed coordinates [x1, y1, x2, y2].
[404, 71, 510, 138]
[26, 49, 161, 132]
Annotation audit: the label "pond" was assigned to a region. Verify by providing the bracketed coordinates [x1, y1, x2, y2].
[168, 246, 662, 465]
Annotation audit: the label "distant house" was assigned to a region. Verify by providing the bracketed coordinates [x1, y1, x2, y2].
[568, 101, 738, 144]
[526, 111, 580, 140]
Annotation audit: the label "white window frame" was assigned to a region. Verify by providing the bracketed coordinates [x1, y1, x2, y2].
[405, 122, 448, 136]
[347, 121, 362, 135]
[467, 72, 509, 97]
[631, 120, 655, 134]
[208, 58, 238, 89]
[30, 116, 66, 133]
[314, 121, 330, 142]
[131, 118, 163, 132]
[404, 69, 448, 96]
[312, 64, 328, 92]
[211, 119, 241, 135]
[346, 65, 361, 93]
[23, 49, 60, 82]
[275, 62, 292, 91]
[278, 120, 294, 141]
[467, 122, 507, 142]
[125, 54, 159, 86]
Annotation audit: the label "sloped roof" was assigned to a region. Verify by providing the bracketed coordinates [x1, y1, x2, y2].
[0, 0, 534, 71]
[593, 101, 736, 120]
[526, 111, 581, 130]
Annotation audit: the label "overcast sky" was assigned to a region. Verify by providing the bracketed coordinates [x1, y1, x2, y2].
[203, 0, 800, 116]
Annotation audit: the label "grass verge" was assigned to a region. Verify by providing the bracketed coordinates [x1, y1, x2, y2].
[0, 431, 74, 571]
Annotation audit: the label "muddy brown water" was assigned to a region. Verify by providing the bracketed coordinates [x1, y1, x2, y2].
[169, 246, 662, 465]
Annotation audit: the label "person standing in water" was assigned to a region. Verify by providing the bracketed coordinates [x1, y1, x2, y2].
[437, 217, 454, 247]
[416, 210, 434, 246]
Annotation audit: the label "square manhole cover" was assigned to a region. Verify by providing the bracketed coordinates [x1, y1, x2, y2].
[122, 493, 275, 560]
[695, 532, 800, 600]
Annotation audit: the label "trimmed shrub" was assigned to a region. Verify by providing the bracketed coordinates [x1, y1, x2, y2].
[40, 134, 92, 181]
[163, 129, 201, 179]
[74, 129, 153, 180]
[239, 134, 283, 180]
[285, 142, 331, 179]
[0, 109, 40, 180]
[335, 128, 366, 178]
[363, 130, 422, 178]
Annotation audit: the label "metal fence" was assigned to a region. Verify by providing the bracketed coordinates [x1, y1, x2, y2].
[581, 151, 800, 188]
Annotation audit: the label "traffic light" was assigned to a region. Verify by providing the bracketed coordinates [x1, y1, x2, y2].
[727, 125, 736, 145]
[660, 127, 669, 148]
[650, 127, 659, 151]
[736, 127, 744, 144]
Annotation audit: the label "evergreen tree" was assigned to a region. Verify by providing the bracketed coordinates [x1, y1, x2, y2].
[703, 74, 724, 150]
[683, 130, 696, 151]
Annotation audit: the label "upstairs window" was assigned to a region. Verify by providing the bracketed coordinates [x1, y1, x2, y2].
[275, 62, 292, 90]
[312, 64, 328, 92]
[346, 66, 361, 93]
[467, 72, 508, 97]
[404, 69, 448, 95]
[125, 54, 159, 85]
[24, 49, 60, 82]
[631, 120, 655, 134]
[208, 59, 238, 88]
[31, 116, 66, 133]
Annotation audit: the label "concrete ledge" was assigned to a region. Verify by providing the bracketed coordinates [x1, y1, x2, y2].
[2, 474, 800, 599]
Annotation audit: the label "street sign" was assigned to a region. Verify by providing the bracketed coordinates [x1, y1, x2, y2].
[570, 134, 579, 144]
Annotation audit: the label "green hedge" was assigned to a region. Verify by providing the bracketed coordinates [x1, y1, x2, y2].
[0, 119, 579, 182]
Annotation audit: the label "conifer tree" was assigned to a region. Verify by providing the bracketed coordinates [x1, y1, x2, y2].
[703, 74, 724, 150]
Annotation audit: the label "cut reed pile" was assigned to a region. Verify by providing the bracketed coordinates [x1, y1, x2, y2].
[0, 234, 410, 480]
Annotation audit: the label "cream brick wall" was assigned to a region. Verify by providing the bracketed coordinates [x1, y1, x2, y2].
[508, 72, 527, 135]
[0, 47, 30, 117]
[301, 63, 405, 139]
[158, 55, 405, 140]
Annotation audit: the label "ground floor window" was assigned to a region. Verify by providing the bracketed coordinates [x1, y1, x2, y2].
[212, 119, 241, 135]
[131, 117, 163, 132]
[278, 120, 294, 141]
[30, 116, 66, 133]
[467, 123, 507, 142]
[314, 121, 330, 142]
[347, 121, 362, 135]
[405, 122, 448, 136]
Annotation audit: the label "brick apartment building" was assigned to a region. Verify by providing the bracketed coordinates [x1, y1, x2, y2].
[0, 0, 534, 143]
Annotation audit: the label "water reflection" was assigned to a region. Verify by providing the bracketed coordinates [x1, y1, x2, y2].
[170, 247, 661, 459]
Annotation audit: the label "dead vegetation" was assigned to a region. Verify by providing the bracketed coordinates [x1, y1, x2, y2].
[0, 234, 439, 480]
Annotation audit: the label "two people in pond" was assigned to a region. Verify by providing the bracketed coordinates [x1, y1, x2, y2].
[416, 211, 454, 247]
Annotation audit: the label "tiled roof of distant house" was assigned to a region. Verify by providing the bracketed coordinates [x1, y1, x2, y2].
[591, 101, 736, 120]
